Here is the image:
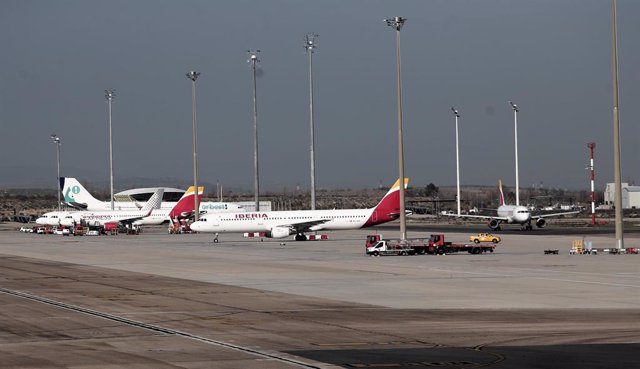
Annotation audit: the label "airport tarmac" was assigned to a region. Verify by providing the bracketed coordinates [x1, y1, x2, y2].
[0, 224, 638, 368]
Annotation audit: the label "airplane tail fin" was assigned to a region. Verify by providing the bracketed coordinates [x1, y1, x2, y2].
[169, 186, 204, 219]
[363, 178, 409, 227]
[140, 189, 165, 212]
[498, 180, 505, 206]
[60, 177, 105, 210]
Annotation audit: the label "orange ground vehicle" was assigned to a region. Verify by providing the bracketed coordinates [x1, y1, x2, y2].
[469, 233, 501, 244]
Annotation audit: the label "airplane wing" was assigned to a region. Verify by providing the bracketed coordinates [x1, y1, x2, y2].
[531, 210, 580, 219]
[280, 219, 332, 233]
[441, 213, 510, 221]
[116, 210, 154, 226]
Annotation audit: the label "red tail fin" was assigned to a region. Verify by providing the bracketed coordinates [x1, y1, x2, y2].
[363, 178, 408, 227]
[169, 186, 203, 219]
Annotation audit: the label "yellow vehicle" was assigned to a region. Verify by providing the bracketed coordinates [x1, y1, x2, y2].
[470, 233, 501, 244]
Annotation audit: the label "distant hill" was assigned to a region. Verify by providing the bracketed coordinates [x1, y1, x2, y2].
[0, 165, 102, 188]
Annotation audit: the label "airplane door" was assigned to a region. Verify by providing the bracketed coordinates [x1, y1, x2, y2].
[371, 211, 378, 223]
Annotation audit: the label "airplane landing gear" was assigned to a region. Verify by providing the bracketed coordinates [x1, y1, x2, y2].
[295, 233, 307, 241]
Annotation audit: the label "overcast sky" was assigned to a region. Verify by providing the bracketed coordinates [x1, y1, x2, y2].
[1, 0, 638, 192]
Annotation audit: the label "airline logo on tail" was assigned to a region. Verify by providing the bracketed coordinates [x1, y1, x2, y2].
[60, 177, 105, 209]
[362, 178, 408, 227]
[169, 186, 203, 219]
[64, 185, 81, 203]
[498, 180, 505, 206]
[388, 178, 408, 193]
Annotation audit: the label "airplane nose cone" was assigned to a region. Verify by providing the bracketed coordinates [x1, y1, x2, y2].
[190, 221, 203, 232]
[36, 218, 46, 225]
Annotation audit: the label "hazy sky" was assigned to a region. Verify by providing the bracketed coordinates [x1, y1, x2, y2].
[1, 0, 638, 191]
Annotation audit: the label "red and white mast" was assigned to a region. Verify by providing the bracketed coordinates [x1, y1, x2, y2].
[587, 142, 596, 225]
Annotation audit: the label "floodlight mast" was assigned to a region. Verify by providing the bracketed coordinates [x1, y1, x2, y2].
[50, 134, 61, 211]
[451, 107, 461, 216]
[384, 16, 407, 241]
[248, 50, 261, 211]
[587, 142, 597, 226]
[305, 33, 318, 211]
[105, 89, 116, 210]
[611, 0, 624, 249]
[509, 101, 520, 206]
[186, 71, 201, 221]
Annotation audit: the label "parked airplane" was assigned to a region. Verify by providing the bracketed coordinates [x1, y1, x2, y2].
[443, 180, 580, 230]
[64, 188, 163, 226]
[60, 177, 244, 213]
[190, 178, 409, 240]
[55, 186, 202, 227]
[39, 186, 203, 227]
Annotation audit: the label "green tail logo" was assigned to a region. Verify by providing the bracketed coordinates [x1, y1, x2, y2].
[64, 185, 81, 202]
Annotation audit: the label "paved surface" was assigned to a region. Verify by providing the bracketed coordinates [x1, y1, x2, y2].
[0, 224, 638, 368]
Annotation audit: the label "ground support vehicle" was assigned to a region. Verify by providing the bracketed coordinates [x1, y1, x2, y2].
[168, 219, 194, 234]
[366, 240, 416, 256]
[102, 222, 118, 235]
[366, 234, 496, 256]
[72, 225, 86, 236]
[419, 234, 495, 255]
[54, 227, 71, 236]
[36, 226, 54, 234]
[469, 233, 501, 244]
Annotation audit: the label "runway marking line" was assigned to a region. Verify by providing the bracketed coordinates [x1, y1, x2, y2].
[0, 287, 323, 369]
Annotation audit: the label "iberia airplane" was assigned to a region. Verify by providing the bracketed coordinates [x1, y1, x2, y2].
[190, 178, 408, 240]
[443, 180, 580, 230]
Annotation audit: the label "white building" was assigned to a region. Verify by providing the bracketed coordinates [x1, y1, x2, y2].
[115, 188, 271, 211]
[604, 183, 640, 209]
[236, 201, 272, 212]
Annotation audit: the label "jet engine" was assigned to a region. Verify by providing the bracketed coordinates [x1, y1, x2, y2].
[536, 218, 546, 228]
[267, 226, 291, 239]
[489, 219, 500, 230]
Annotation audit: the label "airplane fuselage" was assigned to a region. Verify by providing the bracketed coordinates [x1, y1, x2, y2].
[195, 208, 378, 234]
[190, 177, 407, 238]
[59, 210, 154, 227]
[496, 205, 531, 224]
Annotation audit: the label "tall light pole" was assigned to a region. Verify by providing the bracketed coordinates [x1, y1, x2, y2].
[384, 16, 407, 241]
[451, 107, 461, 216]
[50, 134, 61, 211]
[611, 0, 624, 249]
[186, 71, 201, 221]
[248, 50, 261, 211]
[305, 33, 318, 210]
[105, 89, 116, 210]
[509, 101, 520, 206]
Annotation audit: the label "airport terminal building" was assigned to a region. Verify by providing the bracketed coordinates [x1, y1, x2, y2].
[114, 188, 271, 211]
